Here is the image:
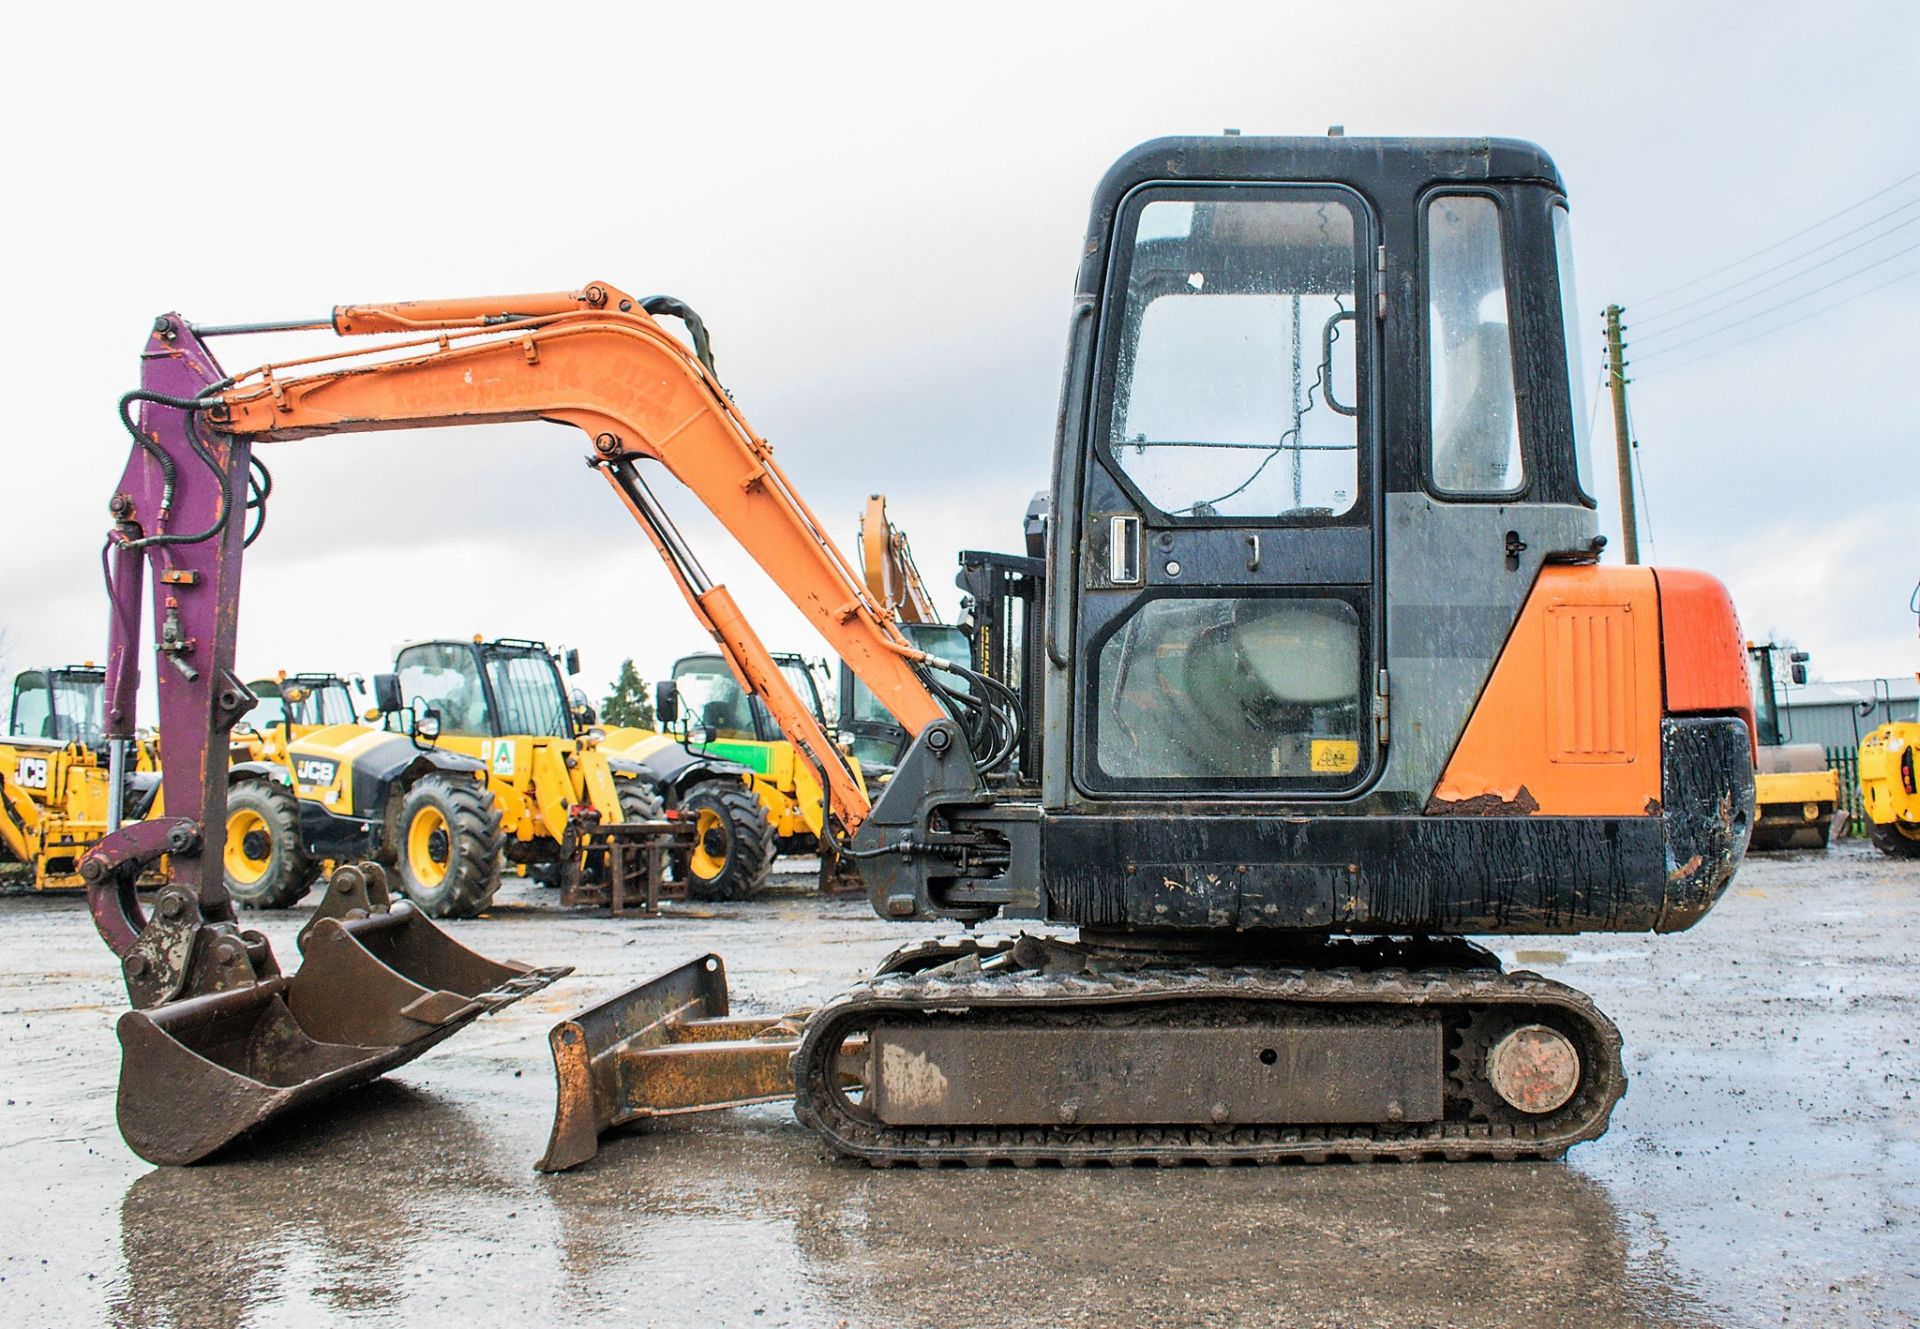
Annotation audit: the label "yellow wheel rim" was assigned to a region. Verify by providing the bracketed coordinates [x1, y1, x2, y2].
[225, 808, 272, 885]
[689, 807, 727, 880]
[407, 805, 452, 888]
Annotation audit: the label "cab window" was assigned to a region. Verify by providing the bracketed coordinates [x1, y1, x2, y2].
[1108, 194, 1362, 519]
[485, 653, 572, 738]
[398, 645, 492, 737]
[1095, 595, 1364, 783]
[9, 672, 51, 739]
[1427, 194, 1523, 494]
[673, 663, 757, 741]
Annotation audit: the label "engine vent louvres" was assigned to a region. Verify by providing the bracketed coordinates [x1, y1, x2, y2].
[1546, 605, 1637, 764]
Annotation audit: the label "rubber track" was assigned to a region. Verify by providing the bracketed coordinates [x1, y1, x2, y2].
[791, 964, 1625, 1167]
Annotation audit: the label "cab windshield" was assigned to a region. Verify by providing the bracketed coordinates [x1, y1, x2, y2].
[9, 670, 106, 747]
[284, 680, 356, 728]
[673, 660, 757, 740]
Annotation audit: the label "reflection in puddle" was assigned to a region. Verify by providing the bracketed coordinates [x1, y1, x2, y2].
[545, 1114, 1729, 1329]
[113, 1087, 1726, 1328]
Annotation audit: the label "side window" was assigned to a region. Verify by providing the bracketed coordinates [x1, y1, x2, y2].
[1552, 203, 1596, 500]
[10, 673, 50, 739]
[1427, 195, 1523, 494]
[1109, 196, 1361, 519]
[397, 645, 491, 737]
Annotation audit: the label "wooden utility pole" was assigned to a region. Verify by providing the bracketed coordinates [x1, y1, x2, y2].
[1604, 304, 1640, 564]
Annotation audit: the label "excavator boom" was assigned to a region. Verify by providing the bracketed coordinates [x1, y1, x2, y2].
[205, 284, 959, 833]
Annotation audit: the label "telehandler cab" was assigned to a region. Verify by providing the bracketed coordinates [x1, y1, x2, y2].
[86, 134, 1754, 1170]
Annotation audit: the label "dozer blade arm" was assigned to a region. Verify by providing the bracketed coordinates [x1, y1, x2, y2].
[198, 282, 982, 838]
[81, 325, 567, 1166]
[539, 953, 862, 1172]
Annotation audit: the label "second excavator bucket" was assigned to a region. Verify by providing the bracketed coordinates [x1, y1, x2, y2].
[114, 863, 569, 1165]
[540, 954, 804, 1172]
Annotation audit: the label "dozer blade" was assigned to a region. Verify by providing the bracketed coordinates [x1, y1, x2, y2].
[540, 954, 810, 1172]
[117, 864, 569, 1165]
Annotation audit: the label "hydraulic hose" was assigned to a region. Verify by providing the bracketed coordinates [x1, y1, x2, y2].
[115, 389, 232, 550]
[639, 296, 718, 381]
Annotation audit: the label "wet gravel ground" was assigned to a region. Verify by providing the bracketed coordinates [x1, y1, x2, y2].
[0, 841, 1914, 1328]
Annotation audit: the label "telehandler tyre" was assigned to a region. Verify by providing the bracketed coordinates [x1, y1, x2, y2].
[1868, 818, 1920, 858]
[392, 775, 504, 918]
[223, 780, 319, 909]
[672, 780, 774, 901]
[618, 783, 664, 823]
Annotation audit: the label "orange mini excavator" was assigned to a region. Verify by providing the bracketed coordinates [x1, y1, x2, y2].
[87, 135, 1753, 1168]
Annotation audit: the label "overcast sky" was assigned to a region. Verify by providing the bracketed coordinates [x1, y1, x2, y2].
[2, 1, 1914, 718]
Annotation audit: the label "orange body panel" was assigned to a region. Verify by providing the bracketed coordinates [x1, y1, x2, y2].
[211, 282, 949, 834]
[1429, 565, 1664, 817]
[1652, 568, 1754, 752]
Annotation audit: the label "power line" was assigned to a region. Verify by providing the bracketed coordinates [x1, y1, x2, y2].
[1633, 217, 1920, 343]
[1631, 201, 1920, 330]
[1628, 167, 1920, 308]
[1636, 241, 1920, 360]
[1635, 264, 1920, 379]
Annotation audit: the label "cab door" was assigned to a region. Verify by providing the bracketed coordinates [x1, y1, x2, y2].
[1074, 185, 1381, 798]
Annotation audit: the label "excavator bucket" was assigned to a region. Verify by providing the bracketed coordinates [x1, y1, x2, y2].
[114, 863, 569, 1165]
[539, 954, 805, 1171]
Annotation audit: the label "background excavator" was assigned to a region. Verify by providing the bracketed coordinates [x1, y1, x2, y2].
[86, 134, 1755, 1171]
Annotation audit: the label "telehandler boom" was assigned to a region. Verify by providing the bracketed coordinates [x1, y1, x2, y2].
[88, 135, 1756, 1170]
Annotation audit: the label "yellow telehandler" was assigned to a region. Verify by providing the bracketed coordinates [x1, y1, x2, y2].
[389, 637, 769, 903]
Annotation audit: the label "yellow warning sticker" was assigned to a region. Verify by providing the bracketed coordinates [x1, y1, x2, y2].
[1310, 739, 1360, 773]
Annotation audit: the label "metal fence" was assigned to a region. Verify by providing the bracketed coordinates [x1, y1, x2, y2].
[1826, 746, 1866, 838]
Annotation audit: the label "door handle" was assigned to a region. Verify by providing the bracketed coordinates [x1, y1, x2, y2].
[1245, 533, 1261, 572]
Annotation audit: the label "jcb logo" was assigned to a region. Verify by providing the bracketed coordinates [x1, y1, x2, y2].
[294, 758, 338, 788]
[15, 757, 48, 790]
